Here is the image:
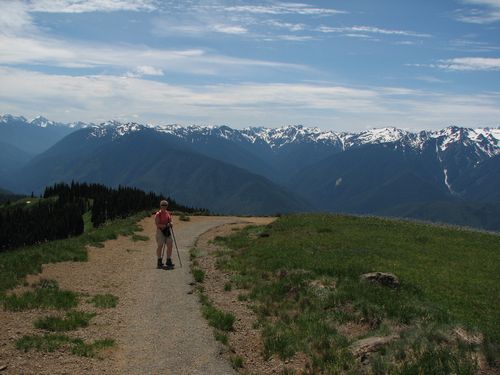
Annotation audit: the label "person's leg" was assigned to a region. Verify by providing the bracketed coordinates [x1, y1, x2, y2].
[166, 237, 173, 259]
[165, 237, 174, 267]
[156, 243, 163, 258]
[155, 230, 165, 268]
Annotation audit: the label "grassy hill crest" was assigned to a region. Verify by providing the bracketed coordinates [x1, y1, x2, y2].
[195, 213, 500, 374]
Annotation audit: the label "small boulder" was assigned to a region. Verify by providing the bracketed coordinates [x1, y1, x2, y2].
[350, 335, 398, 358]
[360, 272, 400, 288]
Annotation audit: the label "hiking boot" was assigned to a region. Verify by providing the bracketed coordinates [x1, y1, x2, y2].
[165, 258, 174, 269]
[157, 258, 164, 269]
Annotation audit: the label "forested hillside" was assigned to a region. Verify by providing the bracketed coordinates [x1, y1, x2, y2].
[0, 182, 203, 251]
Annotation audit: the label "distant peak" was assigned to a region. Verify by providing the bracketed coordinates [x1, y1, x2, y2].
[0, 114, 28, 123]
[29, 116, 54, 128]
[88, 121, 146, 139]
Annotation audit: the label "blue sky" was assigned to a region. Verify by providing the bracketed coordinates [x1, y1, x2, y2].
[0, 0, 499, 131]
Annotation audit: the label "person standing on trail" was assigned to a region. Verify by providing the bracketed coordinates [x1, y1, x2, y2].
[155, 200, 174, 269]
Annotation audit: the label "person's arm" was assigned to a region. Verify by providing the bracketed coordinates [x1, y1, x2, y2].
[155, 214, 165, 229]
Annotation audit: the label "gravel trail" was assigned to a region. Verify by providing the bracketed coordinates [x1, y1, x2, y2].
[114, 215, 272, 375]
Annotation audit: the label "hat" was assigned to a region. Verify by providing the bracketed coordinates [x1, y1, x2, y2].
[160, 200, 168, 207]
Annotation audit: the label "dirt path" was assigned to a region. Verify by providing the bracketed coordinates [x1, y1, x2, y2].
[0, 215, 273, 375]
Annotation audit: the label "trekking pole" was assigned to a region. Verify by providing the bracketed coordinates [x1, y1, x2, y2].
[171, 226, 182, 268]
[161, 242, 166, 264]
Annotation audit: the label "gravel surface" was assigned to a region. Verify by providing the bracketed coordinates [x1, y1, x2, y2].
[115, 216, 245, 375]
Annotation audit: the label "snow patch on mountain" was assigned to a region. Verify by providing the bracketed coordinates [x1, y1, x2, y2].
[430, 126, 500, 157]
[2, 113, 499, 158]
[242, 125, 342, 149]
[30, 116, 57, 128]
[88, 121, 146, 139]
[0, 114, 28, 124]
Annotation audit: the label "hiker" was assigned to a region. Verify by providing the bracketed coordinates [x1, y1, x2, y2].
[155, 200, 174, 269]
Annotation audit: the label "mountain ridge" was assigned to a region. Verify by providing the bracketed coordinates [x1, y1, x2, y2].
[3, 113, 498, 157]
[2, 114, 500, 228]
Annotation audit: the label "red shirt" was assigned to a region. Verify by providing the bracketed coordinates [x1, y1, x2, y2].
[155, 210, 172, 228]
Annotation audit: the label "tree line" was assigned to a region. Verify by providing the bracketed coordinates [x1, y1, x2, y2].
[0, 197, 84, 251]
[0, 181, 207, 251]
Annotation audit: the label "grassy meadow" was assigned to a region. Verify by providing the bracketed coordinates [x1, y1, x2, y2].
[215, 214, 500, 374]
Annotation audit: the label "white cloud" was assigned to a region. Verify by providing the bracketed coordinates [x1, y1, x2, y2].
[151, 2, 345, 41]
[265, 35, 314, 42]
[437, 57, 500, 71]
[318, 25, 431, 38]
[212, 24, 248, 35]
[449, 39, 500, 52]
[265, 20, 306, 32]
[2, 66, 499, 130]
[0, 1, 35, 35]
[455, 0, 500, 23]
[0, 33, 308, 76]
[27, 0, 157, 13]
[218, 3, 346, 16]
[127, 65, 164, 77]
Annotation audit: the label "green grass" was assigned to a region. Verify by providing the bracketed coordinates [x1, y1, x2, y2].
[230, 355, 244, 369]
[1, 286, 78, 311]
[193, 269, 205, 283]
[71, 338, 115, 357]
[214, 330, 229, 345]
[179, 214, 191, 221]
[90, 293, 118, 308]
[199, 293, 235, 332]
[131, 234, 149, 242]
[16, 334, 115, 357]
[215, 214, 500, 372]
[0, 211, 149, 294]
[35, 311, 96, 332]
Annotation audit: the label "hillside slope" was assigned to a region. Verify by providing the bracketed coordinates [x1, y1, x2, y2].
[13, 128, 310, 215]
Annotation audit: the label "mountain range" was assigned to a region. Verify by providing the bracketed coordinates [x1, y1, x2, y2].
[1, 114, 499, 229]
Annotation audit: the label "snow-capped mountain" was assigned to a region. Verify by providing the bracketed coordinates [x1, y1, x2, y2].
[0, 114, 92, 155]
[0, 114, 91, 129]
[2, 113, 500, 230]
[3, 113, 499, 161]
[83, 119, 500, 157]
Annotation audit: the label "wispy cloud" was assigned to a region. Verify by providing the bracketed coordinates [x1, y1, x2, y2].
[265, 20, 306, 32]
[215, 3, 346, 16]
[2, 66, 499, 130]
[0, 1, 35, 35]
[0, 32, 309, 76]
[27, 0, 157, 13]
[415, 75, 449, 83]
[212, 24, 248, 35]
[127, 65, 164, 77]
[437, 57, 500, 71]
[448, 38, 500, 52]
[317, 25, 431, 38]
[151, 1, 345, 41]
[454, 0, 500, 23]
[264, 35, 314, 42]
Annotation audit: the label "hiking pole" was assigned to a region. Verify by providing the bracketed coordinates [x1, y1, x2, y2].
[161, 242, 166, 264]
[171, 226, 182, 268]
